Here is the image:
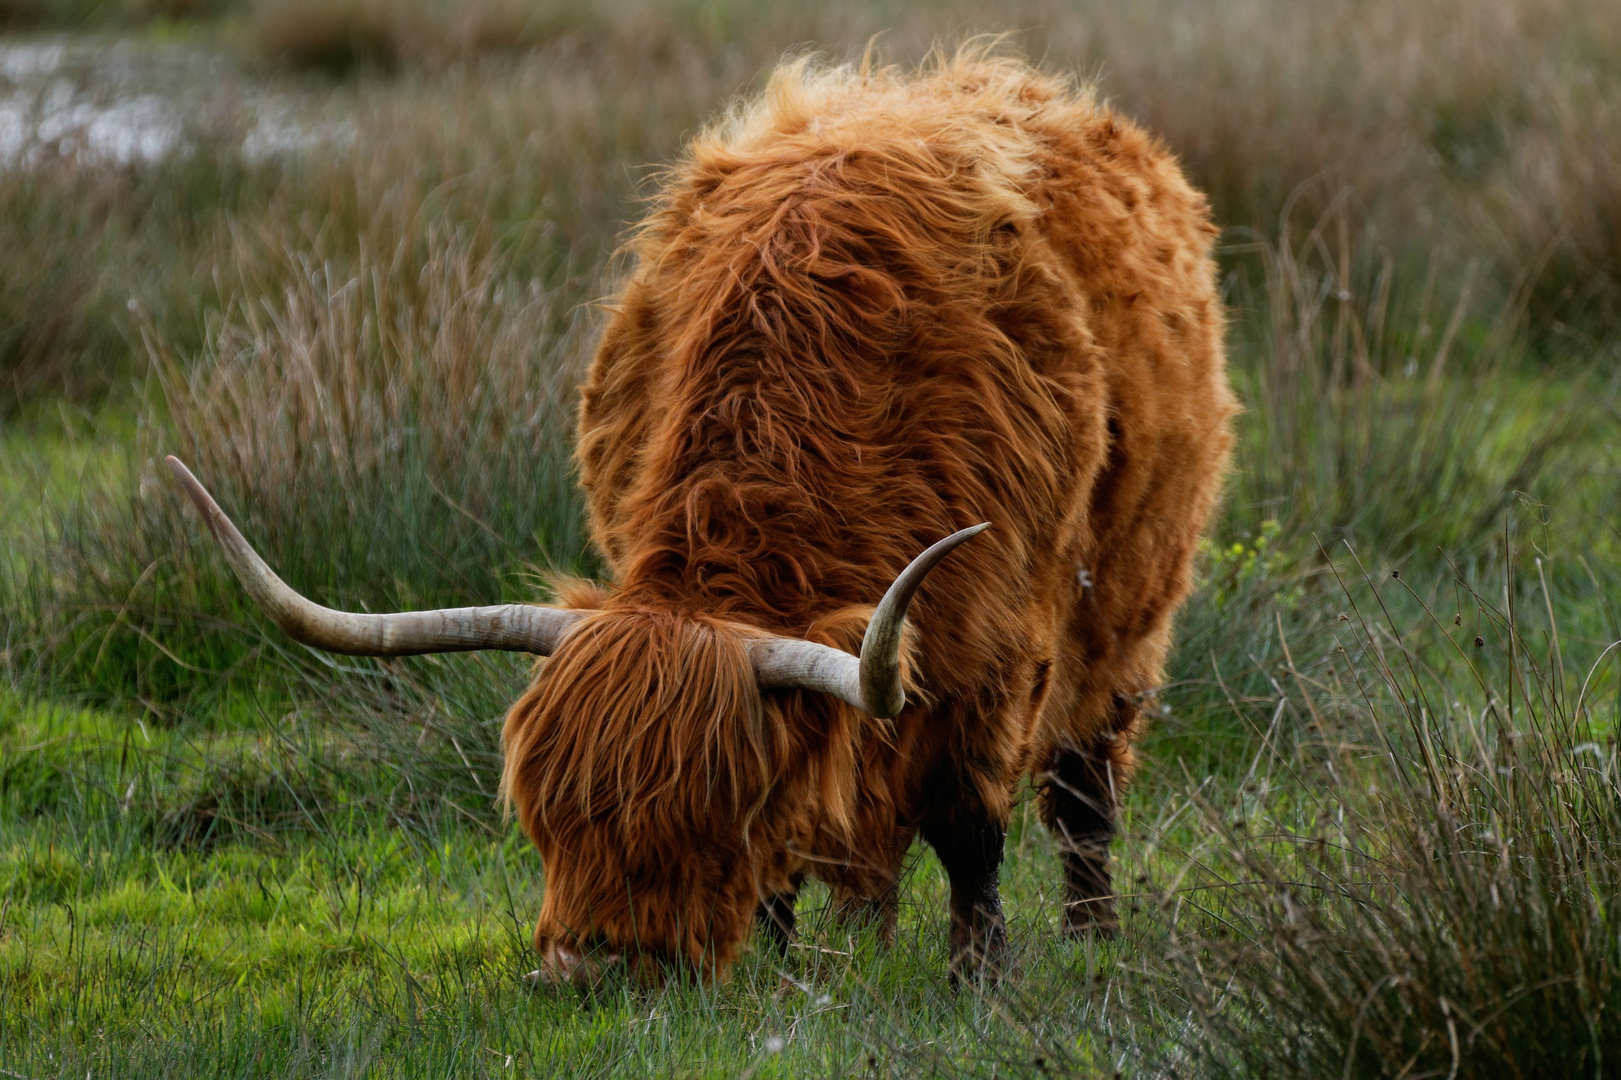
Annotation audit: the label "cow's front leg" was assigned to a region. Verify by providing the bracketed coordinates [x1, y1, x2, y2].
[923, 804, 1009, 986]
[831, 881, 901, 946]
[1042, 735, 1121, 935]
[755, 872, 804, 957]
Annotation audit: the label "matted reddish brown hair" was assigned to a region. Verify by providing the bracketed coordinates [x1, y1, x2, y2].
[502, 42, 1235, 980]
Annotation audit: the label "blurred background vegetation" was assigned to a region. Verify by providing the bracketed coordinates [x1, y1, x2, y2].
[2, 1, 1620, 1076]
[3, 0, 1620, 415]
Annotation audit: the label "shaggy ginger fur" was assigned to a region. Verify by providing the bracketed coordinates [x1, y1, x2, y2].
[502, 47, 1236, 982]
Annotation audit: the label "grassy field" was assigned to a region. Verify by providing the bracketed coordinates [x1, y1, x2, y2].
[3, 0, 1621, 1076]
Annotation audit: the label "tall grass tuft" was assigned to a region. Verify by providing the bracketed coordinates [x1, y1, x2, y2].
[1218, 195, 1610, 561]
[1141, 544, 1621, 1077]
[0, 157, 259, 417]
[3, 224, 593, 720]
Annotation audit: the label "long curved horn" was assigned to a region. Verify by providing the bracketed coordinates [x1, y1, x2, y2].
[749, 523, 989, 718]
[165, 457, 586, 656]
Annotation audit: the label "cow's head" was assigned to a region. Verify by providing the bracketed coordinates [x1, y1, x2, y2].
[165, 456, 982, 982]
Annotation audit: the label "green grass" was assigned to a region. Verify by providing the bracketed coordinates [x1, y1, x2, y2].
[7, 527, 1620, 1075]
[4, 1, 1621, 1075]
[0, 686, 1123, 1077]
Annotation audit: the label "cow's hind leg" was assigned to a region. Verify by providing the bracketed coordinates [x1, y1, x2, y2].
[1041, 714, 1132, 936]
[922, 800, 1009, 986]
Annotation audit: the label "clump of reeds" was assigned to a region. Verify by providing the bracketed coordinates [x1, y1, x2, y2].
[1217, 192, 1606, 560]
[1138, 542, 1621, 1078]
[2, 220, 592, 716]
[0, 161, 238, 416]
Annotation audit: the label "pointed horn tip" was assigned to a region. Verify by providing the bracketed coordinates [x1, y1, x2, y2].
[165, 455, 204, 496]
[162, 457, 227, 539]
[935, 521, 991, 552]
[163, 455, 199, 491]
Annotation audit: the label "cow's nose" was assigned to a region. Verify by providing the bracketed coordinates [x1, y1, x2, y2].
[531, 941, 620, 985]
[544, 942, 584, 982]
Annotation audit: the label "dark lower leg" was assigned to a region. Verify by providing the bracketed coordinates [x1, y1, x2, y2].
[754, 874, 804, 956]
[1043, 739, 1120, 935]
[923, 810, 1009, 986]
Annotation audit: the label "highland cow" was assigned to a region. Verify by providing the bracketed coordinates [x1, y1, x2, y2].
[169, 48, 1236, 984]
